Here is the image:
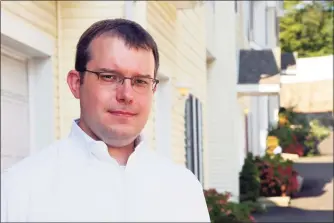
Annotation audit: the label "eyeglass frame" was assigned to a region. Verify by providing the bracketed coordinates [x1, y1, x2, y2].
[82, 69, 160, 93]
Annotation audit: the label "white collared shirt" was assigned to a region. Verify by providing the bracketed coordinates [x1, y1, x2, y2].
[1, 120, 210, 222]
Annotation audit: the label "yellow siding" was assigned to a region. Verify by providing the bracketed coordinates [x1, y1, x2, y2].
[145, 1, 177, 155]
[58, 1, 125, 137]
[1, 1, 57, 37]
[147, 2, 207, 165]
[1, 1, 60, 139]
[175, 5, 207, 165]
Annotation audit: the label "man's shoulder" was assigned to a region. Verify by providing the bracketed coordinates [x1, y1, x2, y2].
[144, 150, 201, 186]
[1, 138, 69, 183]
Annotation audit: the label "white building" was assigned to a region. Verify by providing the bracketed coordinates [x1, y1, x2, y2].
[236, 1, 284, 159]
[197, 0, 283, 201]
[1, 0, 284, 202]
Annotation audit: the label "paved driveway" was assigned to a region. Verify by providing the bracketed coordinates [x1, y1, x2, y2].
[254, 134, 333, 222]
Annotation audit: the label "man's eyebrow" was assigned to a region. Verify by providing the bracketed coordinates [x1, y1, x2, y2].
[96, 68, 153, 78]
[96, 68, 117, 72]
[136, 74, 152, 78]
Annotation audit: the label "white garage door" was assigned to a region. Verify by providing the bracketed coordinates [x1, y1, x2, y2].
[1, 52, 30, 172]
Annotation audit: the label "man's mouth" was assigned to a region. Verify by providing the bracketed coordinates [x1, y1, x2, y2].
[109, 110, 136, 117]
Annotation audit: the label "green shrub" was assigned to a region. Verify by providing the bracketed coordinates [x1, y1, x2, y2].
[241, 200, 266, 214]
[309, 119, 331, 141]
[292, 126, 310, 142]
[239, 153, 261, 202]
[302, 119, 331, 155]
[255, 154, 299, 197]
[268, 125, 295, 149]
[204, 189, 255, 223]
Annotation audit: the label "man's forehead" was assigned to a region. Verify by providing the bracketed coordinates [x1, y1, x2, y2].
[87, 35, 155, 76]
[89, 34, 122, 51]
[89, 35, 153, 55]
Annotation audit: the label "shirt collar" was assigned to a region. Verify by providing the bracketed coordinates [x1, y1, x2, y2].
[68, 119, 147, 165]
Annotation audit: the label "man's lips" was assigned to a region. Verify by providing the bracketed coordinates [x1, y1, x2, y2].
[109, 110, 136, 117]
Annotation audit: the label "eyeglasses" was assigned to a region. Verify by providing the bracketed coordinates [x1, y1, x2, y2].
[84, 69, 159, 94]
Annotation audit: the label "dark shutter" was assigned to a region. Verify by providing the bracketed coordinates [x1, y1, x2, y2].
[184, 95, 204, 184]
[185, 95, 194, 172]
[196, 100, 204, 184]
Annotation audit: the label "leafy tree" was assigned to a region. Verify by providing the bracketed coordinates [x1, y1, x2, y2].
[279, 0, 333, 58]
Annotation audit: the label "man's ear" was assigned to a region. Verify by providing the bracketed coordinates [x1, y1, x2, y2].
[67, 70, 81, 99]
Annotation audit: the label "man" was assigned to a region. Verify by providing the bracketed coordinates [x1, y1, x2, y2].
[1, 19, 210, 222]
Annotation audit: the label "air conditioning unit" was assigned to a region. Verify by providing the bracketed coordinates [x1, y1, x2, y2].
[267, 1, 277, 8]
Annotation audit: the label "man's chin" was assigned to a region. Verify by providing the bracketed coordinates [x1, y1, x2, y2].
[103, 125, 139, 139]
[103, 132, 138, 148]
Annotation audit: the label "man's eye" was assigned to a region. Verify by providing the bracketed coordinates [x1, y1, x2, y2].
[134, 78, 149, 85]
[100, 74, 118, 81]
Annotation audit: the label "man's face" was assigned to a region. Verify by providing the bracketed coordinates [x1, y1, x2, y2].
[68, 35, 156, 147]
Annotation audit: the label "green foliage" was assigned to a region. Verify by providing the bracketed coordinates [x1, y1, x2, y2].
[292, 126, 310, 142]
[279, 107, 310, 127]
[255, 154, 299, 197]
[204, 189, 256, 223]
[275, 107, 332, 156]
[241, 200, 266, 214]
[239, 153, 299, 200]
[309, 119, 331, 141]
[222, 202, 253, 222]
[280, 1, 333, 57]
[268, 125, 294, 149]
[239, 153, 261, 202]
[304, 119, 332, 155]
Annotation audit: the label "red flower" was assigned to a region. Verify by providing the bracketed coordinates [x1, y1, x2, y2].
[218, 199, 226, 205]
[226, 210, 232, 215]
[249, 215, 256, 222]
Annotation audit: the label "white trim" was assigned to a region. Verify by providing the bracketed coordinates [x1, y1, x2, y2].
[249, 41, 263, 50]
[1, 10, 55, 154]
[1, 10, 54, 57]
[1, 44, 28, 62]
[280, 76, 333, 84]
[154, 78, 173, 160]
[266, 1, 277, 8]
[124, 1, 136, 20]
[281, 69, 297, 75]
[237, 84, 280, 93]
[133, 1, 148, 29]
[28, 59, 55, 154]
[157, 71, 170, 82]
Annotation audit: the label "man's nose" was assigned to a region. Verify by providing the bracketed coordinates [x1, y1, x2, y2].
[116, 79, 134, 104]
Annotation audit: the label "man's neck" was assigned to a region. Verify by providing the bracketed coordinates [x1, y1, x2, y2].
[78, 119, 136, 166]
[108, 143, 135, 166]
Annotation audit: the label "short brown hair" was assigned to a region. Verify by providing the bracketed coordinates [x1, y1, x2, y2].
[75, 18, 160, 80]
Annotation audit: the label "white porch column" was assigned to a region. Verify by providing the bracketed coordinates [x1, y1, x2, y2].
[206, 1, 241, 202]
[250, 96, 260, 155]
[250, 96, 269, 157]
[268, 94, 280, 127]
[258, 96, 269, 156]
